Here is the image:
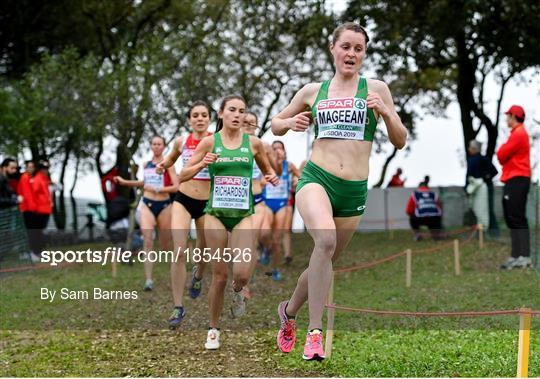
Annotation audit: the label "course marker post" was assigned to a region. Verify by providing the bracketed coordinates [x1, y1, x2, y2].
[517, 308, 531, 378]
[325, 271, 335, 358]
[478, 223, 484, 249]
[405, 249, 412, 288]
[111, 259, 117, 278]
[453, 239, 461, 276]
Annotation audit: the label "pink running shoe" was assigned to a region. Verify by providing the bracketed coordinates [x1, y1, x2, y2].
[303, 329, 325, 361]
[277, 301, 297, 353]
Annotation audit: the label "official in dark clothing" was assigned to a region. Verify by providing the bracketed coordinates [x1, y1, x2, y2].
[465, 140, 498, 231]
[406, 180, 443, 241]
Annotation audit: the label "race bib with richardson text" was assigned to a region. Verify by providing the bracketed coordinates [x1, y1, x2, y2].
[316, 97, 368, 140]
[212, 176, 250, 209]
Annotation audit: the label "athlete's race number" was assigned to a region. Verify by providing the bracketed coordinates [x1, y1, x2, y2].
[185, 248, 251, 263]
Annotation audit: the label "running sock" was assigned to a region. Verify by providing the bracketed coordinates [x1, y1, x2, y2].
[284, 303, 296, 320]
[309, 328, 322, 334]
[232, 280, 243, 292]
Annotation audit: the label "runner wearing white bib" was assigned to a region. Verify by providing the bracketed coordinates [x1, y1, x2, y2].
[272, 22, 407, 361]
[114, 136, 178, 292]
[178, 95, 279, 350]
[157, 100, 212, 329]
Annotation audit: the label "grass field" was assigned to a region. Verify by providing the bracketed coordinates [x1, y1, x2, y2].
[1, 230, 539, 377]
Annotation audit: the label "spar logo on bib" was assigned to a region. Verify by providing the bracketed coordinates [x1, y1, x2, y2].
[316, 97, 368, 140]
[318, 98, 365, 110]
[216, 176, 242, 186]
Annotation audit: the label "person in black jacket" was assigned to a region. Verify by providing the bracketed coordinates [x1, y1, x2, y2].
[465, 140, 498, 232]
[0, 158, 19, 209]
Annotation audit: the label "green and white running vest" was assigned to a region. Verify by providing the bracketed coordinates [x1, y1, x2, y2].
[311, 77, 377, 141]
[205, 132, 254, 218]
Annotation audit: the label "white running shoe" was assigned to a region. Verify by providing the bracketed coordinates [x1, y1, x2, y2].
[205, 328, 220, 350]
[514, 256, 532, 268]
[500, 257, 518, 270]
[143, 279, 154, 291]
[231, 289, 246, 318]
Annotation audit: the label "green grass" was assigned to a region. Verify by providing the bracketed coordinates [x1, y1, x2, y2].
[1, 230, 539, 376]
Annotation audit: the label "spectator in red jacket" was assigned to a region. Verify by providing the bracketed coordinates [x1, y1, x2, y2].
[406, 178, 443, 241]
[18, 161, 36, 213]
[496, 105, 531, 269]
[27, 160, 53, 259]
[387, 168, 405, 187]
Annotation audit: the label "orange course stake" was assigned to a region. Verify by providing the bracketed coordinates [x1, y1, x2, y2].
[517, 308, 531, 378]
[325, 271, 336, 358]
[478, 223, 484, 249]
[405, 249, 412, 288]
[111, 261, 117, 278]
[453, 239, 461, 276]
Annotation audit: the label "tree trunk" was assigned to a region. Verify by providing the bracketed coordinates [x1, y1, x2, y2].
[52, 142, 71, 230]
[373, 147, 398, 188]
[115, 142, 132, 198]
[70, 156, 80, 232]
[455, 32, 477, 163]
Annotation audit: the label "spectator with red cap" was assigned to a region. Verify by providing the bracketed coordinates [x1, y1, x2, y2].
[497, 105, 531, 269]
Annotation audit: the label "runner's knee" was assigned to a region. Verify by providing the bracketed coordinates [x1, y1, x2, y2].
[313, 232, 336, 257]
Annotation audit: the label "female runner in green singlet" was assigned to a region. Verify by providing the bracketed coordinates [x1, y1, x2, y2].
[179, 95, 279, 350]
[272, 22, 408, 361]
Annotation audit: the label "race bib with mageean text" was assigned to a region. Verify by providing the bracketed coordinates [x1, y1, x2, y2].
[316, 97, 368, 140]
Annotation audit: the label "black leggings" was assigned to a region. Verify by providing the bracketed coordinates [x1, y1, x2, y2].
[23, 212, 50, 256]
[502, 177, 530, 258]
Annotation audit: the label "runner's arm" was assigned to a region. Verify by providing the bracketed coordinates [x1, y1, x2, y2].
[178, 136, 216, 183]
[157, 136, 183, 174]
[114, 162, 144, 187]
[251, 137, 279, 186]
[264, 142, 282, 176]
[162, 166, 179, 194]
[288, 162, 301, 179]
[368, 81, 407, 149]
[114, 177, 144, 187]
[271, 83, 317, 136]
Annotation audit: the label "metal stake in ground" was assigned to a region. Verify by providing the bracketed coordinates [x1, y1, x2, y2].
[478, 223, 484, 249]
[325, 271, 336, 358]
[453, 239, 461, 276]
[517, 308, 531, 378]
[405, 249, 412, 287]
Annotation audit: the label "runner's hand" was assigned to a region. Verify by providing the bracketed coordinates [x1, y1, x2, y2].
[265, 174, 280, 186]
[366, 91, 389, 117]
[202, 153, 219, 167]
[287, 111, 311, 132]
[155, 161, 166, 174]
[113, 176, 123, 184]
